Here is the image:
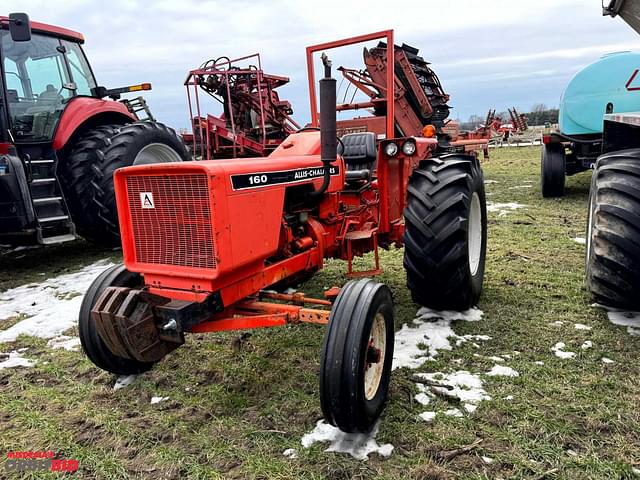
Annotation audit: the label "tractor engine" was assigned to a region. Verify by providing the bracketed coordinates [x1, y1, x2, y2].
[113, 130, 346, 307]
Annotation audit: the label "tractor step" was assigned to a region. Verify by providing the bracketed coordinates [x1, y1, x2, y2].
[345, 228, 382, 277]
[40, 234, 77, 245]
[26, 156, 77, 245]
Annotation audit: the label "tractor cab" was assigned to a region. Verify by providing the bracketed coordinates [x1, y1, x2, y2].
[0, 24, 97, 143]
[0, 13, 188, 247]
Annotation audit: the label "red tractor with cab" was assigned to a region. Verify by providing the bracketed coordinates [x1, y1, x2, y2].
[79, 31, 488, 433]
[0, 13, 189, 246]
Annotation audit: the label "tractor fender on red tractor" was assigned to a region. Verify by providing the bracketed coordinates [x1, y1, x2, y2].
[52, 97, 136, 151]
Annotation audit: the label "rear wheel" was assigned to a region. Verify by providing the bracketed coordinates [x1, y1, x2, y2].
[541, 142, 566, 197]
[320, 279, 395, 433]
[403, 155, 487, 310]
[586, 149, 640, 310]
[79, 264, 155, 375]
[62, 121, 190, 246]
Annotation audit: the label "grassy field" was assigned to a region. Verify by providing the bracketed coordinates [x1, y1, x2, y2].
[1, 146, 639, 479]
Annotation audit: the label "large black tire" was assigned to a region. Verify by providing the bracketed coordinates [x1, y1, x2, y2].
[59, 124, 120, 238]
[403, 155, 487, 310]
[541, 142, 566, 197]
[79, 264, 155, 375]
[320, 279, 395, 433]
[586, 149, 640, 310]
[61, 122, 190, 246]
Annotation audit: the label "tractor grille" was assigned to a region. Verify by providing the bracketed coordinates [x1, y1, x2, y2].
[125, 174, 216, 270]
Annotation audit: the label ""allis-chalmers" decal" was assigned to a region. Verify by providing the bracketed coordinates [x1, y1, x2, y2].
[231, 165, 339, 190]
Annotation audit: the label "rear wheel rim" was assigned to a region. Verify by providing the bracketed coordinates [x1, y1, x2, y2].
[364, 313, 386, 401]
[133, 143, 182, 165]
[468, 192, 483, 276]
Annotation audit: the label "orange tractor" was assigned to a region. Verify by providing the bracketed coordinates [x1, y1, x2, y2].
[80, 31, 488, 432]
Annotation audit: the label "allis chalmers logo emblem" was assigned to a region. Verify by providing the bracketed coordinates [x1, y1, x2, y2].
[140, 192, 155, 209]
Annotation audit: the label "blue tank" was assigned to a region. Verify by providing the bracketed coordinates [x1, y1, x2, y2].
[560, 51, 640, 135]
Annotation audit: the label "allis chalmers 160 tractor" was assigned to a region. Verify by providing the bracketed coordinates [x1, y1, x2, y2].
[0, 13, 189, 246]
[79, 31, 488, 433]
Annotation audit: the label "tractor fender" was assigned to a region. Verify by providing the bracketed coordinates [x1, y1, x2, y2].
[52, 97, 136, 151]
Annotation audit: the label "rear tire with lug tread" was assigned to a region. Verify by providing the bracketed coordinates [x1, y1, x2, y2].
[586, 149, 640, 310]
[320, 279, 395, 433]
[403, 155, 487, 310]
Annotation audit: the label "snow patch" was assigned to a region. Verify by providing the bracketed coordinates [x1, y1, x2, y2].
[418, 411, 436, 422]
[481, 456, 494, 464]
[301, 420, 393, 460]
[550, 321, 564, 326]
[606, 310, 640, 336]
[282, 448, 297, 459]
[508, 185, 533, 189]
[444, 408, 463, 417]
[504, 395, 514, 400]
[574, 323, 592, 331]
[581, 341, 593, 350]
[601, 357, 615, 364]
[0, 260, 113, 342]
[150, 396, 169, 404]
[47, 336, 81, 351]
[0, 349, 36, 369]
[534, 361, 545, 366]
[486, 202, 526, 217]
[486, 365, 519, 377]
[114, 374, 139, 391]
[415, 370, 490, 418]
[551, 342, 575, 359]
[573, 237, 586, 245]
[393, 307, 485, 370]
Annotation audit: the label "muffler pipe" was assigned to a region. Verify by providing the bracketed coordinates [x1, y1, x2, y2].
[309, 52, 337, 200]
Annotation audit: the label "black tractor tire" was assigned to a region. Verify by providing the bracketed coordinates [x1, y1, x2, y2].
[403, 155, 487, 311]
[79, 264, 155, 375]
[320, 279, 395, 433]
[59, 124, 120, 238]
[61, 121, 190, 246]
[586, 149, 640, 310]
[541, 142, 566, 197]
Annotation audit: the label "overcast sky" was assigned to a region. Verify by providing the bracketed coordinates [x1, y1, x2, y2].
[5, 0, 639, 129]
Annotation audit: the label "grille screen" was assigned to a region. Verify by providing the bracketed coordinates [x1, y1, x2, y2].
[125, 174, 216, 269]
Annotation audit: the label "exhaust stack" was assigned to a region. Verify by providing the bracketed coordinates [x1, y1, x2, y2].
[309, 53, 337, 200]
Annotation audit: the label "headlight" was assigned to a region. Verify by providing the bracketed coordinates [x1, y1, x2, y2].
[384, 142, 399, 157]
[402, 141, 417, 156]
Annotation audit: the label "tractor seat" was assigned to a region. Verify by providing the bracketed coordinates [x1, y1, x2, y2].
[338, 132, 377, 184]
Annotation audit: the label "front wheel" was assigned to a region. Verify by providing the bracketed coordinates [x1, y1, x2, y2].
[79, 264, 155, 375]
[320, 279, 395, 433]
[403, 155, 487, 310]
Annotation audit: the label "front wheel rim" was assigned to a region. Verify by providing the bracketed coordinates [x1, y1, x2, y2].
[133, 143, 183, 165]
[468, 191, 483, 276]
[364, 313, 386, 401]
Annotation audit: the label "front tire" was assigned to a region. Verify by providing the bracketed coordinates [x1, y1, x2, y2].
[586, 149, 640, 310]
[541, 142, 566, 197]
[403, 155, 487, 310]
[79, 264, 155, 375]
[320, 279, 395, 433]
